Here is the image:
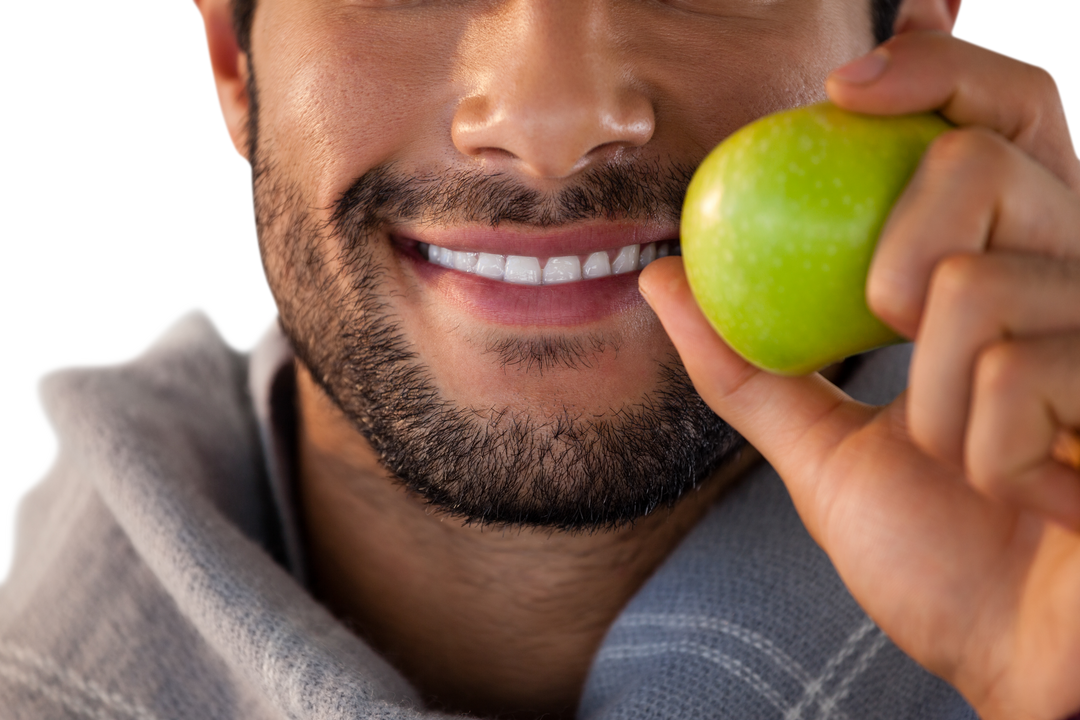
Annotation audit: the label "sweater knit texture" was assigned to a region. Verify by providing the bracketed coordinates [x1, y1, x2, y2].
[0, 314, 975, 719]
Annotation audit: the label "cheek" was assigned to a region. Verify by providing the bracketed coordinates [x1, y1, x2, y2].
[251, 11, 462, 212]
[625, 14, 874, 160]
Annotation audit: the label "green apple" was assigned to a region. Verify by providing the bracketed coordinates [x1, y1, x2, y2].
[681, 101, 950, 376]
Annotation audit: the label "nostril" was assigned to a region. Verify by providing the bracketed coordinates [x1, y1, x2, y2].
[450, 78, 656, 179]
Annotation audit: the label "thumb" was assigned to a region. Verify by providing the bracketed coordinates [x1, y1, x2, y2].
[640, 257, 872, 527]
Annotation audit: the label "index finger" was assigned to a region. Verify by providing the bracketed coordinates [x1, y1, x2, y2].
[826, 31, 1080, 192]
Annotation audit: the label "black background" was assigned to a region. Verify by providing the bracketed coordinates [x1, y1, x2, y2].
[4, 4, 1075, 511]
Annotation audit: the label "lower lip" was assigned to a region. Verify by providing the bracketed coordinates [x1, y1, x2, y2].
[403, 249, 647, 326]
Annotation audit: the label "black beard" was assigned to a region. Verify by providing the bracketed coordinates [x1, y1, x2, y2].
[253, 144, 747, 530]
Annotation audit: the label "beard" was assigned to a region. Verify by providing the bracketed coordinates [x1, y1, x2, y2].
[251, 116, 746, 533]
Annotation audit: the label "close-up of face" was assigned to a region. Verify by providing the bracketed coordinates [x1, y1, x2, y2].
[229, 0, 879, 529]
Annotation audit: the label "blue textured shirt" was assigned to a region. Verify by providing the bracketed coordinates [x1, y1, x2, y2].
[0, 314, 974, 718]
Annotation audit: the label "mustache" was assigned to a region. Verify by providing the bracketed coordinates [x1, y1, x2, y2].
[329, 159, 695, 246]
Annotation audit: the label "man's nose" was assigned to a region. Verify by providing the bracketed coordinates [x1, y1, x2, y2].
[451, 1, 655, 180]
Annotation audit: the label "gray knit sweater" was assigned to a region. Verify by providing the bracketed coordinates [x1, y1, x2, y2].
[0, 314, 975, 719]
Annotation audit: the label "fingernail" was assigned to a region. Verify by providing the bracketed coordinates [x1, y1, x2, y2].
[832, 48, 889, 84]
[638, 279, 654, 304]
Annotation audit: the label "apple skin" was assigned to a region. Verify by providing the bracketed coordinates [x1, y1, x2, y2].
[681, 101, 951, 376]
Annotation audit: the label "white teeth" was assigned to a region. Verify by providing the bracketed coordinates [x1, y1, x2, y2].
[611, 244, 639, 275]
[582, 251, 612, 279]
[452, 250, 479, 273]
[475, 252, 506, 280]
[433, 245, 455, 268]
[639, 242, 656, 269]
[504, 255, 543, 285]
[542, 256, 582, 285]
[421, 241, 676, 284]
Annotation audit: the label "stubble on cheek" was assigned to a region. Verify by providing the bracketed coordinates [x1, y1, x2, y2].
[251, 142, 378, 407]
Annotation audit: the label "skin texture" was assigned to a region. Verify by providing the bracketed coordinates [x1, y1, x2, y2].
[195, 0, 1080, 718]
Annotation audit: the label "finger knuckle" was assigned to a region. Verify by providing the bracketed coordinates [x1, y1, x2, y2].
[1012, 63, 1070, 152]
[921, 130, 966, 171]
[974, 341, 1031, 402]
[922, 128, 1005, 176]
[1025, 63, 1060, 101]
[865, 266, 908, 328]
[926, 253, 990, 318]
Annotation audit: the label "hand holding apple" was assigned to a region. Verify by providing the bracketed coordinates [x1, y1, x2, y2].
[642, 28, 1080, 720]
[681, 101, 949, 375]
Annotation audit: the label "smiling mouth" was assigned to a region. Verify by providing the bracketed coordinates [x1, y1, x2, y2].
[415, 240, 681, 286]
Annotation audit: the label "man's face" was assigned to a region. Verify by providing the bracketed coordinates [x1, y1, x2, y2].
[247, 0, 875, 528]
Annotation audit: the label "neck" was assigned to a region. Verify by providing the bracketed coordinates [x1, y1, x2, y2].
[295, 364, 756, 718]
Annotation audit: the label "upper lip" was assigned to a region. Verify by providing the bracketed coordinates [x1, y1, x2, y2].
[392, 221, 679, 258]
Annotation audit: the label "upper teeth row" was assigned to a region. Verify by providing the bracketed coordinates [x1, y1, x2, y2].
[418, 241, 679, 285]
